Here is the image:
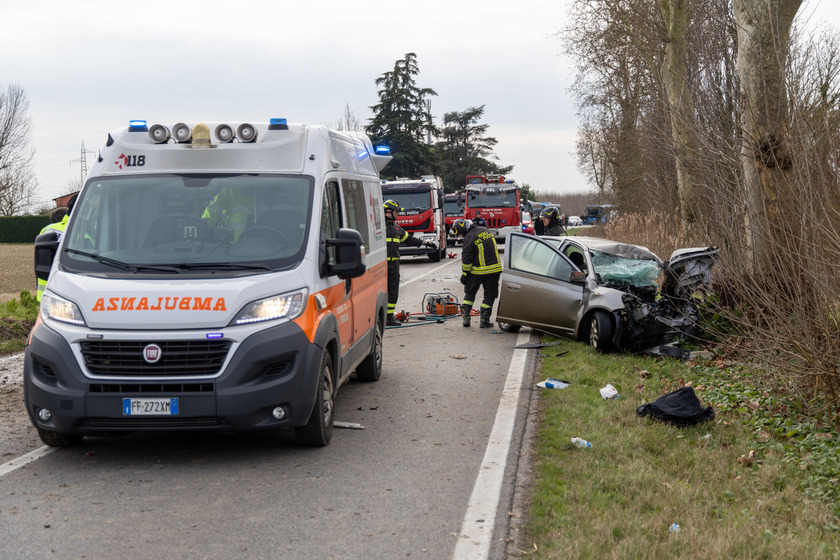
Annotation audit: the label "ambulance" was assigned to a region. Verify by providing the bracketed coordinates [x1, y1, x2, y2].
[26, 118, 391, 447]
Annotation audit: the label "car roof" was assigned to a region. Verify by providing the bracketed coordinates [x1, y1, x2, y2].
[540, 235, 661, 262]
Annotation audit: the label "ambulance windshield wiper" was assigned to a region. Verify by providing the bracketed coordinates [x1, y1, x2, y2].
[173, 262, 271, 271]
[64, 248, 180, 273]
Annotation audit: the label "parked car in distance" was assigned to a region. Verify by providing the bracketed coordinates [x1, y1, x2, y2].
[495, 233, 718, 352]
[567, 215, 583, 227]
[520, 211, 534, 235]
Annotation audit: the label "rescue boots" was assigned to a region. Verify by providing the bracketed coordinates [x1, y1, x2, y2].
[479, 307, 493, 328]
[461, 304, 472, 327]
[386, 314, 399, 327]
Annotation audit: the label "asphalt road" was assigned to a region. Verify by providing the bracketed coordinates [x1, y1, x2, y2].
[0, 249, 540, 560]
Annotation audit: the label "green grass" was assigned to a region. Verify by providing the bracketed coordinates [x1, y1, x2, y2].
[0, 290, 38, 355]
[524, 337, 840, 559]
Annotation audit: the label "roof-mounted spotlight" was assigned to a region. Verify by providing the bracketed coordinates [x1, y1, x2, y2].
[149, 124, 171, 144]
[172, 122, 192, 143]
[128, 120, 148, 132]
[268, 117, 288, 131]
[215, 124, 235, 143]
[237, 123, 258, 143]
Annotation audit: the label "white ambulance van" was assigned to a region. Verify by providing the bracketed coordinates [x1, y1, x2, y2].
[26, 118, 391, 447]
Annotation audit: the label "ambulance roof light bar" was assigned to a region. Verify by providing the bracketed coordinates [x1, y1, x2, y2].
[128, 120, 148, 132]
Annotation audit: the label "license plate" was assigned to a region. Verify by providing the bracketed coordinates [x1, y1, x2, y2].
[122, 397, 179, 416]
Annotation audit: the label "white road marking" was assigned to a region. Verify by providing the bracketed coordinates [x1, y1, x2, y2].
[0, 445, 56, 478]
[452, 329, 531, 559]
[399, 258, 457, 288]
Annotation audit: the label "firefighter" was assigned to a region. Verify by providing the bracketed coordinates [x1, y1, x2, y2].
[452, 218, 502, 328]
[384, 199, 426, 326]
[35, 196, 74, 302]
[538, 206, 566, 236]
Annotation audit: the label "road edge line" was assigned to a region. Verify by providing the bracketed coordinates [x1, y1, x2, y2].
[452, 329, 531, 559]
[0, 445, 56, 478]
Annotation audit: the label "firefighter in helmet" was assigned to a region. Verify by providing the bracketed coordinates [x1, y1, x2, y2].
[384, 199, 425, 326]
[452, 218, 502, 328]
[538, 206, 566, 236]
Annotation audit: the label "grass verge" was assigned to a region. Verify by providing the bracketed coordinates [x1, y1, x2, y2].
[0, 290, 38, 355]
[522, 336, 840, 559]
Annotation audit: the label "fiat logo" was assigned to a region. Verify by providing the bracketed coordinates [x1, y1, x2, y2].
[143, 344, 162, 364]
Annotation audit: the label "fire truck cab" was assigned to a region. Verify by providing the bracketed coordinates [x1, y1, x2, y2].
[379, 176, 447, 261]
[464, 174, 522, 241]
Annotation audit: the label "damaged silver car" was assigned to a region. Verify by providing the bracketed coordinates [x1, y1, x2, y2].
[495, 233, 718, 352]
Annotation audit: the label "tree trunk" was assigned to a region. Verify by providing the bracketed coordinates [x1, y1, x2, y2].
[660, 0, 700, 234]
[733, 0, 802, 272]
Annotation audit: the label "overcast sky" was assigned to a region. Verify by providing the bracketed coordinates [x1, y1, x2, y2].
[1, 0, 838, 208]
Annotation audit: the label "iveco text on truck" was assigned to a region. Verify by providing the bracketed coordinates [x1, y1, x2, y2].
[27, 118, 391, 448]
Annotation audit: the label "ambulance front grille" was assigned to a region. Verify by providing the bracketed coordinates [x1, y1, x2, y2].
[80, 340, 231, 377]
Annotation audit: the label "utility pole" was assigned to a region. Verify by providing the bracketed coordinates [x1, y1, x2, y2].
[69, 141, 95, 185]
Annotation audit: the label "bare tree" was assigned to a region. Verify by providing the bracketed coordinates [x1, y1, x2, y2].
[0, 84, 38, 216]
[328, 102, 362, 132]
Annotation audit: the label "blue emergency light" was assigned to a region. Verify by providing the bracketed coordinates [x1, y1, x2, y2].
[375, 145, 390, 155]
[269, 117, 289, 130]
[128, 120, 148, 132]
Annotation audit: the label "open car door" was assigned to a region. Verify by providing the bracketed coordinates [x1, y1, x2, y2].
[496, 232, 584, 337]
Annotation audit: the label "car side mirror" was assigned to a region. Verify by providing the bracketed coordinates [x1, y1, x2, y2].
[325, 228, 366, 279]
[569, 271, 586, 284]
[34, 230, 60, 281]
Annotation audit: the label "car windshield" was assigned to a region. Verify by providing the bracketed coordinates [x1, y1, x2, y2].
[590, 250, 661, 288]
[61, 174, 313, 274]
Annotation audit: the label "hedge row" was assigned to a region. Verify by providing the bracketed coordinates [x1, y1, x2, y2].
[0, 216, 51, 243]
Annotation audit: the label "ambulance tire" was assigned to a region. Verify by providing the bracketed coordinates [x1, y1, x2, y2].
[37, 427, 83, 447]
[356, 315, 383, 382]
[295, 350, 335, 447]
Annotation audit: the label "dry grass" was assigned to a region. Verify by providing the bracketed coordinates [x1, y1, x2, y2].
[0, 244, 34, 304]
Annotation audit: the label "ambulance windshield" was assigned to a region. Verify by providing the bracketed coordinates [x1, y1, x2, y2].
[61, 174, 313, 273]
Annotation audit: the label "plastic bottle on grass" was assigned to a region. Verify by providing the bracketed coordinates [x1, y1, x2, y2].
[571, 437, 592, 448]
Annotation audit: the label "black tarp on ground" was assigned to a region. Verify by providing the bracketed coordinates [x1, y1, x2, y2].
[636, 386, 715, 427]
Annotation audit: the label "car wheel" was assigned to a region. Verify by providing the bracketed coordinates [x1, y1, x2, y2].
[356, 315, 383, 382]
[497, 321, 521, 333]
[37, 428, 83, 447]
[588, 311, 613, 352]
[295, 351, 335, 447]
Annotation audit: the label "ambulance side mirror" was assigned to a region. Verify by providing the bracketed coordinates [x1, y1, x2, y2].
[34, 230, 60, 281]
[325, 228, 366, 279]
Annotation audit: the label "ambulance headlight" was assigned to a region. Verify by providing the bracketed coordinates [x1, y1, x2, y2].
[232, 288, 308, 325]
[41, 293, 87, 326]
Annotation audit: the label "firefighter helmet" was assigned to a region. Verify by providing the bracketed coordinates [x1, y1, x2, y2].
[540, 206, 561, 221]
[383, 199, 401, 213]
[452, 218, 472, 236]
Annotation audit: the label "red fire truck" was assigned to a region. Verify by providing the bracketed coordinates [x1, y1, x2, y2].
[463, 174, 521, 241]
[380, 176, 447, 261]
[442, 192, 464, 245]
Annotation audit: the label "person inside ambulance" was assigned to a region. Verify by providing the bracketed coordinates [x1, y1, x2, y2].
[384, 199, 425, 326]
[202, 185, 256, 243]
[452, 217, 502, 329]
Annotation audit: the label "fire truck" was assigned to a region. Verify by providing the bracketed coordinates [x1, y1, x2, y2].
[463, 174, 522, 241]
[380, 176, 447, 261]
[442, 192, 464, 244]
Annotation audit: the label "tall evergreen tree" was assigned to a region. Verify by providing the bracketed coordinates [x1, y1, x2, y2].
[366, 53, 437, 178]
[434, 105, 513, 192]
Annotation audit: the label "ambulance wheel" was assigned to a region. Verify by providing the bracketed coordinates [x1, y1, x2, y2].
[37, 427, 83, 447]
[356, 314, 383, 382]
[295, 351, 335, 447]
[588, 310, 613, 352]
[241, 226, 290, 245]
[497, 321, 521, 333]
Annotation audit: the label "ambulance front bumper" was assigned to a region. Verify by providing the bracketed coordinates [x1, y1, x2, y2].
[23, 320, 323, 435]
